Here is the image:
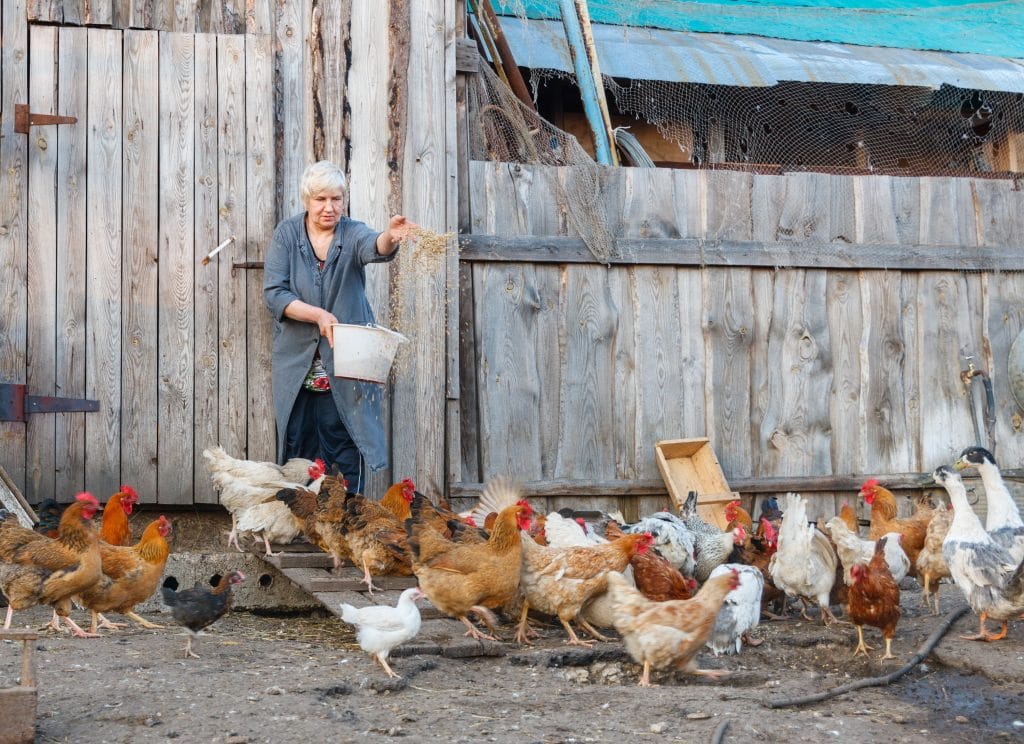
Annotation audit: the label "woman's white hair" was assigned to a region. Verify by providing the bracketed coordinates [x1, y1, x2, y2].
[300, 161, 347, 204]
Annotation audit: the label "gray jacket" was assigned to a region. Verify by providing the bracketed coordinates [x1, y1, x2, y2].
[263, 212, 398, 470]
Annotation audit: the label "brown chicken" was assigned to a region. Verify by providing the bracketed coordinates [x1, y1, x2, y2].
[916, 503, 953, 615]
[607, 568, 741, 687]
[860, 479, 930, 574]
[341, 492, 413, 593]
[605, 522, 696, 603]
[724, 500, 754, 533]
[0, 493, 102, 637]
[407, 481, 533, 640]
[847, 535, 902, 660]
[516, 530, 655, 646]
[838, 501, 860, 534]
[78, 515, 173, 633]
[380, 479, 417, 522]
[100, 485, 140, 547]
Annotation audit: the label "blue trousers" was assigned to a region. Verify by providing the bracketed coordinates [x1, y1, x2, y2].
[284, 388, 364, 493]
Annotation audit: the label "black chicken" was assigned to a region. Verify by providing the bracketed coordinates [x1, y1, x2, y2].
[161, 570, 245, 658]
[34, 498, 65, 538]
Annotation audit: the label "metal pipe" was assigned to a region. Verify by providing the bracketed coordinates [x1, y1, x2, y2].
[476, 0, 537, 112]
[573, 0, 618, 166]
[556, 0, 614, 165]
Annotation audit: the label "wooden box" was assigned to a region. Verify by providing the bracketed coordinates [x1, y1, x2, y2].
[655, 438, 738, 530]
[0, 629, 37, 744]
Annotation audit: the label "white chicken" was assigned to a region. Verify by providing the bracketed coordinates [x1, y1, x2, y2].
[340, 587, 424, 678]
[825, 518, 910, 585]
[620, 510, 696, 578]
[934, 465, 1024, 642]
[203, 445, 318, 487]
[706, 563, 764, 656]
[768, 493, 839, 625]
[955, 446, 1024, 564]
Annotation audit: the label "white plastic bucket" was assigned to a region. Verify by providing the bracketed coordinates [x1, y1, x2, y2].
[330, 323, 408, 384]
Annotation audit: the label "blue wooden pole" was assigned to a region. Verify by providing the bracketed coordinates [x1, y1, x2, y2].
[556, 0, 614, 165]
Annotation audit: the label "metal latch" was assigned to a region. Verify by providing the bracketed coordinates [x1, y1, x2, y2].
[0, 383, 99, 422]
[14, 104, 77, 134]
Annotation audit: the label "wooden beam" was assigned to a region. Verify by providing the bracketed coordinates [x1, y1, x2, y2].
[458, 234, 1024, 272]
[449, 470, 1024, 499]
[455, 37, 479, 73]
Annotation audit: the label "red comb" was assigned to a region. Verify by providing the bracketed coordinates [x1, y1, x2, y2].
[75, 492, 97, 504]
[515, 499, 533, 514]
[402, 478, 415, 487]
[120, 485, 138, 499]
[465, 516, 477, 527]
[860, 479, 879, 492]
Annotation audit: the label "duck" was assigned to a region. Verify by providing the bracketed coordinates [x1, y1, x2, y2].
[933, 465, 1024, 641]
[954, 446, 1024, 564]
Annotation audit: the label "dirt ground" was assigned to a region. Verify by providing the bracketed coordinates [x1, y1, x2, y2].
[2, 583, 1022, 744]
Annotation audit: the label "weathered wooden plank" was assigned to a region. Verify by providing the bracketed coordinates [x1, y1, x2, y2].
[85, 29, 124, 500]
[191, 34, 219, 505]
[274, 0, 309, 218]
[455, 37, 478, 73]
[915, 177, 979, 466]
[703, 170, 754, 480]
[0, 0, 29, 496]
[306, 575, 417, 593]
[214, 33, 248, 492]
[88, 0, 112, 26]
[245, 33, 276, 465]
[53, 28, 88, 501]
[247, 0, 270, 34]
[457, 263, 481, 483]
[25, 26, 58, 502]
[269, 552, 337, 569]
[458, 232, 1024, 271]
[120, 30, 160, 504]
[311, 0, 350, 170]
[157, 32, 195, 504]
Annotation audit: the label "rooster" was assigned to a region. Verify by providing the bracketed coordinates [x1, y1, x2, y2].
[340, 587, 424, 678]
[955, 446, 1024, 564]
[860, 479, 930, 575]
[768, 493, 839, 625]
[847, 536, 902, 660]
[0, 493, 103, 637]
[100, 485, 140, 547]
[162, 570, 246, 658]
[407, 478, 532, 640]
[607, 568, 741, 687]
[724, 500, 753, 533]
[77, 515, 173, 633]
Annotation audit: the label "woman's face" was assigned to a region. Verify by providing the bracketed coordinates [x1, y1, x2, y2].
[306, 188, 344, 231]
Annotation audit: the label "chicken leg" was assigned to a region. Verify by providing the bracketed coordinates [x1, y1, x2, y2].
[125, 611, 164, 629]
[514, 602, 534, 645]
[558, 617, 594, 647]
[359, 556, 380, 595]
[576, 617, 611, 643]
[960, 612, 1008, 642]
[376, 653, 400, 679]
[880, 636, 896, 660]
[852, 624, 873, 657]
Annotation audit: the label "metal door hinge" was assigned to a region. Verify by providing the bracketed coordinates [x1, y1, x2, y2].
[14, 104, 77, 134]
[0, 383, 99, 422]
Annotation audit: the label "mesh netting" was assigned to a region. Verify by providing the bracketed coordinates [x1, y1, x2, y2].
[466, 16, 1024, 261]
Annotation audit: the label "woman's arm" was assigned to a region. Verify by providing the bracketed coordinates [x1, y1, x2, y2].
[375, 215, 418, 256]
[283, 301, 338, 347]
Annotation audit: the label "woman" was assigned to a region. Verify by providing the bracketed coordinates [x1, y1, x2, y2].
[263, 161, 416, 492]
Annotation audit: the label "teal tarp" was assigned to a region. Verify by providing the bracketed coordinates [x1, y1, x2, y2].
[492, 1, 1024, 58]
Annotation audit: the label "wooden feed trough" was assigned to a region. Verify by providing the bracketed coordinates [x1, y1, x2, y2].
[0, 629, 38, 744]
[251, 542, 506, 659]
[656, 438, 739, 530]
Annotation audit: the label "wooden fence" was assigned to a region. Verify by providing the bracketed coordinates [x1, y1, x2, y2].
[454, 161, 1024, 520]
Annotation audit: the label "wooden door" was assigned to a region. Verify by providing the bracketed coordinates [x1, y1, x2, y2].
[18, 26, 274, 506]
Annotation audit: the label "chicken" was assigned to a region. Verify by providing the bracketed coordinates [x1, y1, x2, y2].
[768, 493, 839, 625]
[0, 493, 102, 638]
[100, 485, 140, 547]
[847, 535, 902, 660]
[380, 479, 417, 522]
[679, 492, 746, 582]
[77, 515, 173, 633]
[955, 446, 1024, 564]
[916, 502, 953, 614]
[860, 479, 930, 575]
[202, 445, 318, 487]
[341, 492, 413, 593]
[724, 500, 753, 532]
[733, 517, 786, 619]
[706, 563, 764, 655]
[162, 569, 246, 658]
[204, 447, 324, 551]
[543, 512, 607, 548]
[619, 510, 696, 578]
[340, 586, 424, 678]
[838, 501, 860, 534]
[33, 499, 64, 538]
[516, 530, 654, 646]
[825, 517, 909, 585]
[607, 568, 741, 687]
[606, 521, 695, 603]
[229, 461, 327, 556]
[406, 478, 533, 640]
[934, 465, 1024, 641]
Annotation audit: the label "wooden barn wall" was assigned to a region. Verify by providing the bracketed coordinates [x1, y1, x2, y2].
[462, 161, 1024, 521]
[1, 1, 456, 505]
